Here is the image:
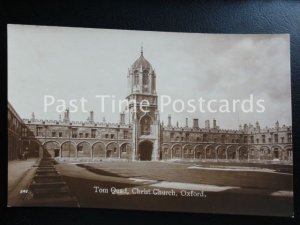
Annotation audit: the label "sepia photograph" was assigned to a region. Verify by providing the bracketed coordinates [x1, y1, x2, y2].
[7, 24, 293, 217]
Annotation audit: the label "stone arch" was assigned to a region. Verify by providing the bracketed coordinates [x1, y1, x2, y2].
[284, 145, 292, 150]
[237, 146, 248, 160]
[77, 141, 92, 157]
[194, 145, 205, 159]
[61, 140, 77, 148]
[283, 145, 292, 160]
[183, 144, 194, 158]
[216, 145, 226, 159]
[161, 144, 170, 160]
[205, 144, 216, 159]
[260, 146, 271, 160]
[248, 146, 259, 160]
[226, 145, 237, 160]
[43, 141, 60, 158]
[106, 142, 119, 158]
[92, 142, 106, 158]
[27, 139, 42, 158]
[120, 142, 131, 158]
[161, 144, 170, 154]
[171, 144, 182, 159]
[271, 145, 282, 159]
[61, 141, 76, 157]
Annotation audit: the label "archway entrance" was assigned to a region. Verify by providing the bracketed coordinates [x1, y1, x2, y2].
[139, 141, 153, 161]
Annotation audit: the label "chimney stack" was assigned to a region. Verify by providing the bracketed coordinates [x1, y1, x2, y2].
[193, 118, 199, 129]
[213, 118, 217, 129]
[90, 111, 94, 122]
[205, 120, 210, 129]
[168, 115, 172, 127]
[185, 118, 188, 127]
[120, 112, 125, 125]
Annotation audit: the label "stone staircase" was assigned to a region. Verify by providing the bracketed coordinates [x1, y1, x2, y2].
[23, 157, 79, 207]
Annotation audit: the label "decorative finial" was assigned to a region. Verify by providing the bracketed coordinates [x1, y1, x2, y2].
[141, 42, 143, 55]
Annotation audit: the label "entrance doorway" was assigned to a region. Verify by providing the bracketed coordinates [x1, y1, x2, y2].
[139, 141, 153, 161]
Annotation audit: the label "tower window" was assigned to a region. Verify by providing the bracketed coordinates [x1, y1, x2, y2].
[134, 71, 139, 85]
[142, 71, 149, 92]
[124, 130, 128, 139]
[141, 116, 151, 135]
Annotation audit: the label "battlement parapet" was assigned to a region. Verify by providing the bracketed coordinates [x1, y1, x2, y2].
[22, 118, 131, 128]
[161, 126, 244, 134]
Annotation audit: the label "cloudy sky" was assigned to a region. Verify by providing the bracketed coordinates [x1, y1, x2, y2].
[8, 24, 292, 129]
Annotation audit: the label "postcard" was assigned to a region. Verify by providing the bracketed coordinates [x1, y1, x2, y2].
[7, 24, 293, 217]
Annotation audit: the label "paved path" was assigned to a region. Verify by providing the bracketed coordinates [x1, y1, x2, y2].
[8, 158, 38, 206]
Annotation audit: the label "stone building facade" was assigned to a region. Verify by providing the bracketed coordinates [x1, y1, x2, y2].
[8, 49, 293, 162]
[8, 102, 24, 160]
